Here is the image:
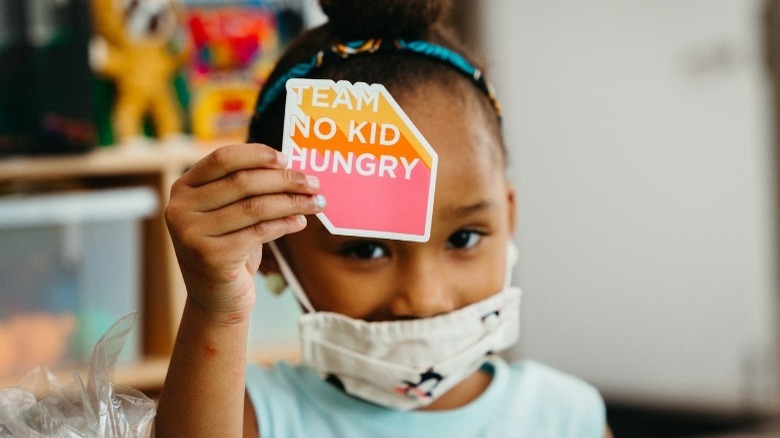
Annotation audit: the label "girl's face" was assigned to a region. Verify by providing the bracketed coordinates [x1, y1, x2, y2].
[276, 84, 515, 321]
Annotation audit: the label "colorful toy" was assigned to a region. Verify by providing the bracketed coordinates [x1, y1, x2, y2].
[0, 313, 77, 375]
[89, 0, 187, 145]
[185, 4, 282, 140]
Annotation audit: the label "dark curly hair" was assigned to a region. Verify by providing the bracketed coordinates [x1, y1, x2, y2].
[247, 0, 505, 165]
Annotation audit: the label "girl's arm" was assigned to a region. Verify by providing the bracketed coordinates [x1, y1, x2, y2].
[156, 300, 253, 437]
[154, 144, 322, 437]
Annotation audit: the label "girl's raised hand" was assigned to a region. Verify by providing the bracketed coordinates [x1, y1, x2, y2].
[164, 143, 323, 324]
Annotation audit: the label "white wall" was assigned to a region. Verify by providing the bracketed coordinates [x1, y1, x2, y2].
[479, 0, 780, 414]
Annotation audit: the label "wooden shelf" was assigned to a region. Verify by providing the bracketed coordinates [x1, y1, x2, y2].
[0, 141, 272, 393]
[0, 346, 300, 392]
[0, 143, 217, 181]
[0, 358, 172, 392]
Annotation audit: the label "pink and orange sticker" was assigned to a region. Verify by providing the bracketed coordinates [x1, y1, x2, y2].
[282, 79, 438, 242]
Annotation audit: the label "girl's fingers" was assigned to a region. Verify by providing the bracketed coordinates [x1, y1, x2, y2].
[165, 142, 323, 276]
[181, 143, 286, 187]
[188, 167, 320, 213]
[202, 192, 326, 237]
[213, 214, 309, 255]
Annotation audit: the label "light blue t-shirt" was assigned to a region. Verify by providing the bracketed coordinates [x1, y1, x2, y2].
[246, 358, 606, 437]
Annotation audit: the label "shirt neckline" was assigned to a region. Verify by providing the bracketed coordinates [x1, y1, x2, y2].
[297, 356, 510, 420]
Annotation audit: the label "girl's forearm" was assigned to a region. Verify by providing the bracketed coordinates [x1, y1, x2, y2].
[155, 299, 250, 437]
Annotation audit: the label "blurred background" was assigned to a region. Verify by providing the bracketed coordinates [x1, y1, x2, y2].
[2, 0, 780, 436]
[473, 0, 780, 436]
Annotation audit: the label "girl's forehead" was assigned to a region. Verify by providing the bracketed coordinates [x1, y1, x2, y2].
[398, 83, 503, 160]
[400, 93, 500, 170]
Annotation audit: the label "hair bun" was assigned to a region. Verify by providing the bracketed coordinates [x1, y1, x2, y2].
[319, 0, 449, 39]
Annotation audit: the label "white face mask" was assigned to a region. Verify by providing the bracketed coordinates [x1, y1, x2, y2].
[267, 241, 521, 411]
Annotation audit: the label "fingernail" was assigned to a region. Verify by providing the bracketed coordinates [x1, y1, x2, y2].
[296, 215, 307, 226]
[306, 175, 320, 189]
[313, 194, 326, 209]
[277, 151, 288, 167]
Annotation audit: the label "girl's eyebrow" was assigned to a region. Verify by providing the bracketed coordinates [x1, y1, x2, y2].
[313, 201, 494, 237]
[442, 200, 494, 220]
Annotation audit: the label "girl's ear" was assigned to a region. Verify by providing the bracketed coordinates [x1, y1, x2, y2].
[259, 243, 287, 295]
[506, 181, 517, 236]
[259, 243, 281, 276]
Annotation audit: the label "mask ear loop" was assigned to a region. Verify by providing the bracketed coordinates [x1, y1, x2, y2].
[267, 241, 317, 313]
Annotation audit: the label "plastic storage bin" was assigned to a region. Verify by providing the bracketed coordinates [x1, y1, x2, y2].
[0, 187, 157, 376]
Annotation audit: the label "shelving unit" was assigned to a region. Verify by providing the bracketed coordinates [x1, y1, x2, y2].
[0, 144, 300, 391]
[0, 0, 323, 392]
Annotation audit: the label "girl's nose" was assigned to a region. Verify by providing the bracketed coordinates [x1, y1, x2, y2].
[389, 256, 457, 319]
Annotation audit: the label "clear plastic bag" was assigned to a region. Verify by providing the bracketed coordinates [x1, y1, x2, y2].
[0, 312, 156, 437]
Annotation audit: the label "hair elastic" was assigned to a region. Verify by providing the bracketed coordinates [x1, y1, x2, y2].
[254, 38, 502, 119]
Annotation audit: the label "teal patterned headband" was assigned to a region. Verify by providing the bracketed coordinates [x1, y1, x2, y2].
[254, 38, 502, 119]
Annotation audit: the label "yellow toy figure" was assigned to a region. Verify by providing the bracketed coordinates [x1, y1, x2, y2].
[90, 0, 187, 146]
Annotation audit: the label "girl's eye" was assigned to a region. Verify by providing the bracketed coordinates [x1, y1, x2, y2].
[447, 230, 484, 250]
[340, 242, 387, 260]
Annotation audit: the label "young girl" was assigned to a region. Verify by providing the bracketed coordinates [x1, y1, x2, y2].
[156, 0, 610, 436]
